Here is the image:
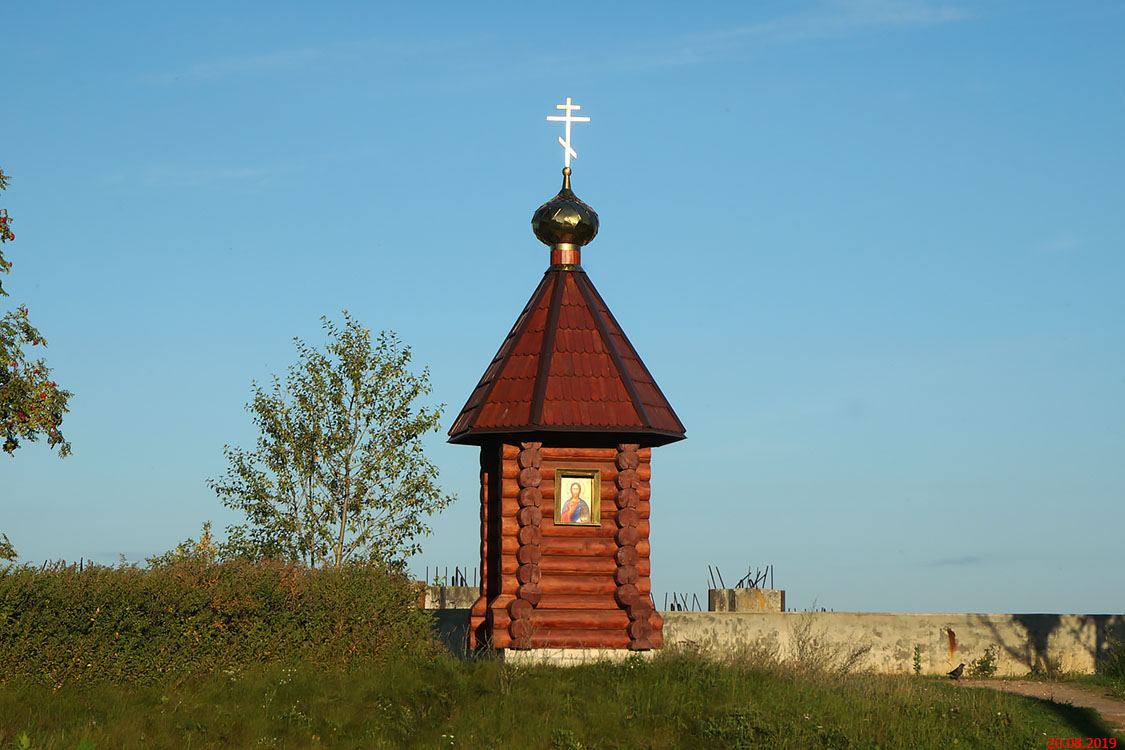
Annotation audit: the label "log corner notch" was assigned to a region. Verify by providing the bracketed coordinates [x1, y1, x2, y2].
[616, 442, 655, 649]
[510, 441, 544, 648]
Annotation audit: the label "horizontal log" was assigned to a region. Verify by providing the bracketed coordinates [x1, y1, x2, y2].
[538, 576, 651, 596]
[541, 519, 649, 538]
[503, 462, 653, 484]
[541, 556, 651, 577]
[490, 608, 511, 632]
[521, 631, 632, 649]
[485, 594, 516, 620]
[486, 598, 656, 635]
[538, 536, 649, 558]
[502, 443, 520, 458]
[540, 555, 614, 574]
[541, 536, 616, 556]
[540, 447, 619, 460]
[530, 609, 630, 630]
[535, 595, 620, 610]
[538, 501, 652, 521]
[508, 486, 652, 509]
[495, 516, 651, 540]
[539, 576, 616, 595]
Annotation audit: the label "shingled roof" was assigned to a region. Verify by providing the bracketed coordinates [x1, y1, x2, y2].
[447, 266, 686, 446]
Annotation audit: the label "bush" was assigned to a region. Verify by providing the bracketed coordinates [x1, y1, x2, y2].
[968, 646, 998, 678]
[0, 559, 438, 685]
[1100, 634, 1125, 679]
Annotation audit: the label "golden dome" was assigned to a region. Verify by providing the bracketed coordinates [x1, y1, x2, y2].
[531, 168, 599, 250]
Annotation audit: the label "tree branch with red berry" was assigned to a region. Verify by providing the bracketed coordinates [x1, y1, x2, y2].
[0, 165, 72, 457]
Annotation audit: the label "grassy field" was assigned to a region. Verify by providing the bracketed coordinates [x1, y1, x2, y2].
[2, 650, 1121, 749]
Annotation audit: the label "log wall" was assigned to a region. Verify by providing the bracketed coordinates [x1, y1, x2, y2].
[468, 441, 664, 650]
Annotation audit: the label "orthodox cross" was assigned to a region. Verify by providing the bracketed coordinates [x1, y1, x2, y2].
[546, 97, 591, 169]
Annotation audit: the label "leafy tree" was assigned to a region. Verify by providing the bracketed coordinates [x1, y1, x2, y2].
[0, 532, 16, 562]
[210, 312, 453, 569]
[1, 165, 72, 456]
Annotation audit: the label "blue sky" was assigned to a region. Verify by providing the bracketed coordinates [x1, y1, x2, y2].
[3, 0, 1122, 614]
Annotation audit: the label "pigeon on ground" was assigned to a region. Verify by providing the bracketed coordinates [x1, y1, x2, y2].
[947, 663, 965, 679]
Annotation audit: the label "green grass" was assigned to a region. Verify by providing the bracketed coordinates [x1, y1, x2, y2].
[1064, 674, 1125, 702]
[1, 650, 1120, 749]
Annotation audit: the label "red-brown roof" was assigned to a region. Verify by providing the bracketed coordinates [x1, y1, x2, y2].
[448, 268, 685, 446]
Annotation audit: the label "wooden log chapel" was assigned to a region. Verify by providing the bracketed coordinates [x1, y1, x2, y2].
[448, 98, 686, 652]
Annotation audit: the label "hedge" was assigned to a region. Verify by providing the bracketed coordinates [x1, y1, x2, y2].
[0, 559, 438, 685]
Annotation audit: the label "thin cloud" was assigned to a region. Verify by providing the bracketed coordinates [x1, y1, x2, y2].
[144, 47, 327, 84]
[144, 34, 490, 85]
[608, 0, 971, 71]
[708, 0, 969, 42]
[1039, 234, 1083, 255]
[921, 554, 988, 567]
[105, 165, 281, 189]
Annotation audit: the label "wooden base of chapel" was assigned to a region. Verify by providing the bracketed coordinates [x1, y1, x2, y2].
[469, 442, 663, 651]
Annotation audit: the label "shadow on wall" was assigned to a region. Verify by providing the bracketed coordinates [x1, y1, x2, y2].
[975, 614, 1125, 674]
[431, 609, 471, 658]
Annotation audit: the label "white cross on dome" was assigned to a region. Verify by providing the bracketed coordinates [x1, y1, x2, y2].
[546, 97, 591, 169]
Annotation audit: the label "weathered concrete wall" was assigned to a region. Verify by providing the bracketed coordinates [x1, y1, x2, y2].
[423, 585, 478, 610]
[708, 588, 785, 613]
[662, 612, 1125, 675]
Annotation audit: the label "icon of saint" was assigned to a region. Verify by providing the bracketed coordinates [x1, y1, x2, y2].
[560, 481, 591, 523]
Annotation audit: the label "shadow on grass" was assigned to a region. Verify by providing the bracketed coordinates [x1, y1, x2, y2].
[1034, 697, 1121, 740]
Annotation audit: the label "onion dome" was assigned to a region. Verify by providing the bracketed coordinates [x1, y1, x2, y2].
[531, 167, 599, 265]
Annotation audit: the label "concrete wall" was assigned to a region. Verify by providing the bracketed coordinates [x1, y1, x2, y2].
[662, 611, 1125, 676]
[708, 588, 785, 613]
[423, 585, 478, 610]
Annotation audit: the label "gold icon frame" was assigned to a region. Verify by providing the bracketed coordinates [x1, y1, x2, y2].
[553, 468, 601, 526]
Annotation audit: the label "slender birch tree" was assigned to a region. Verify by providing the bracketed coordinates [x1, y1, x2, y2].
[210, 313, 453, 568]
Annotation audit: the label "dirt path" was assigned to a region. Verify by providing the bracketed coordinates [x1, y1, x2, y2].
[958, 679, 1125, 734]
